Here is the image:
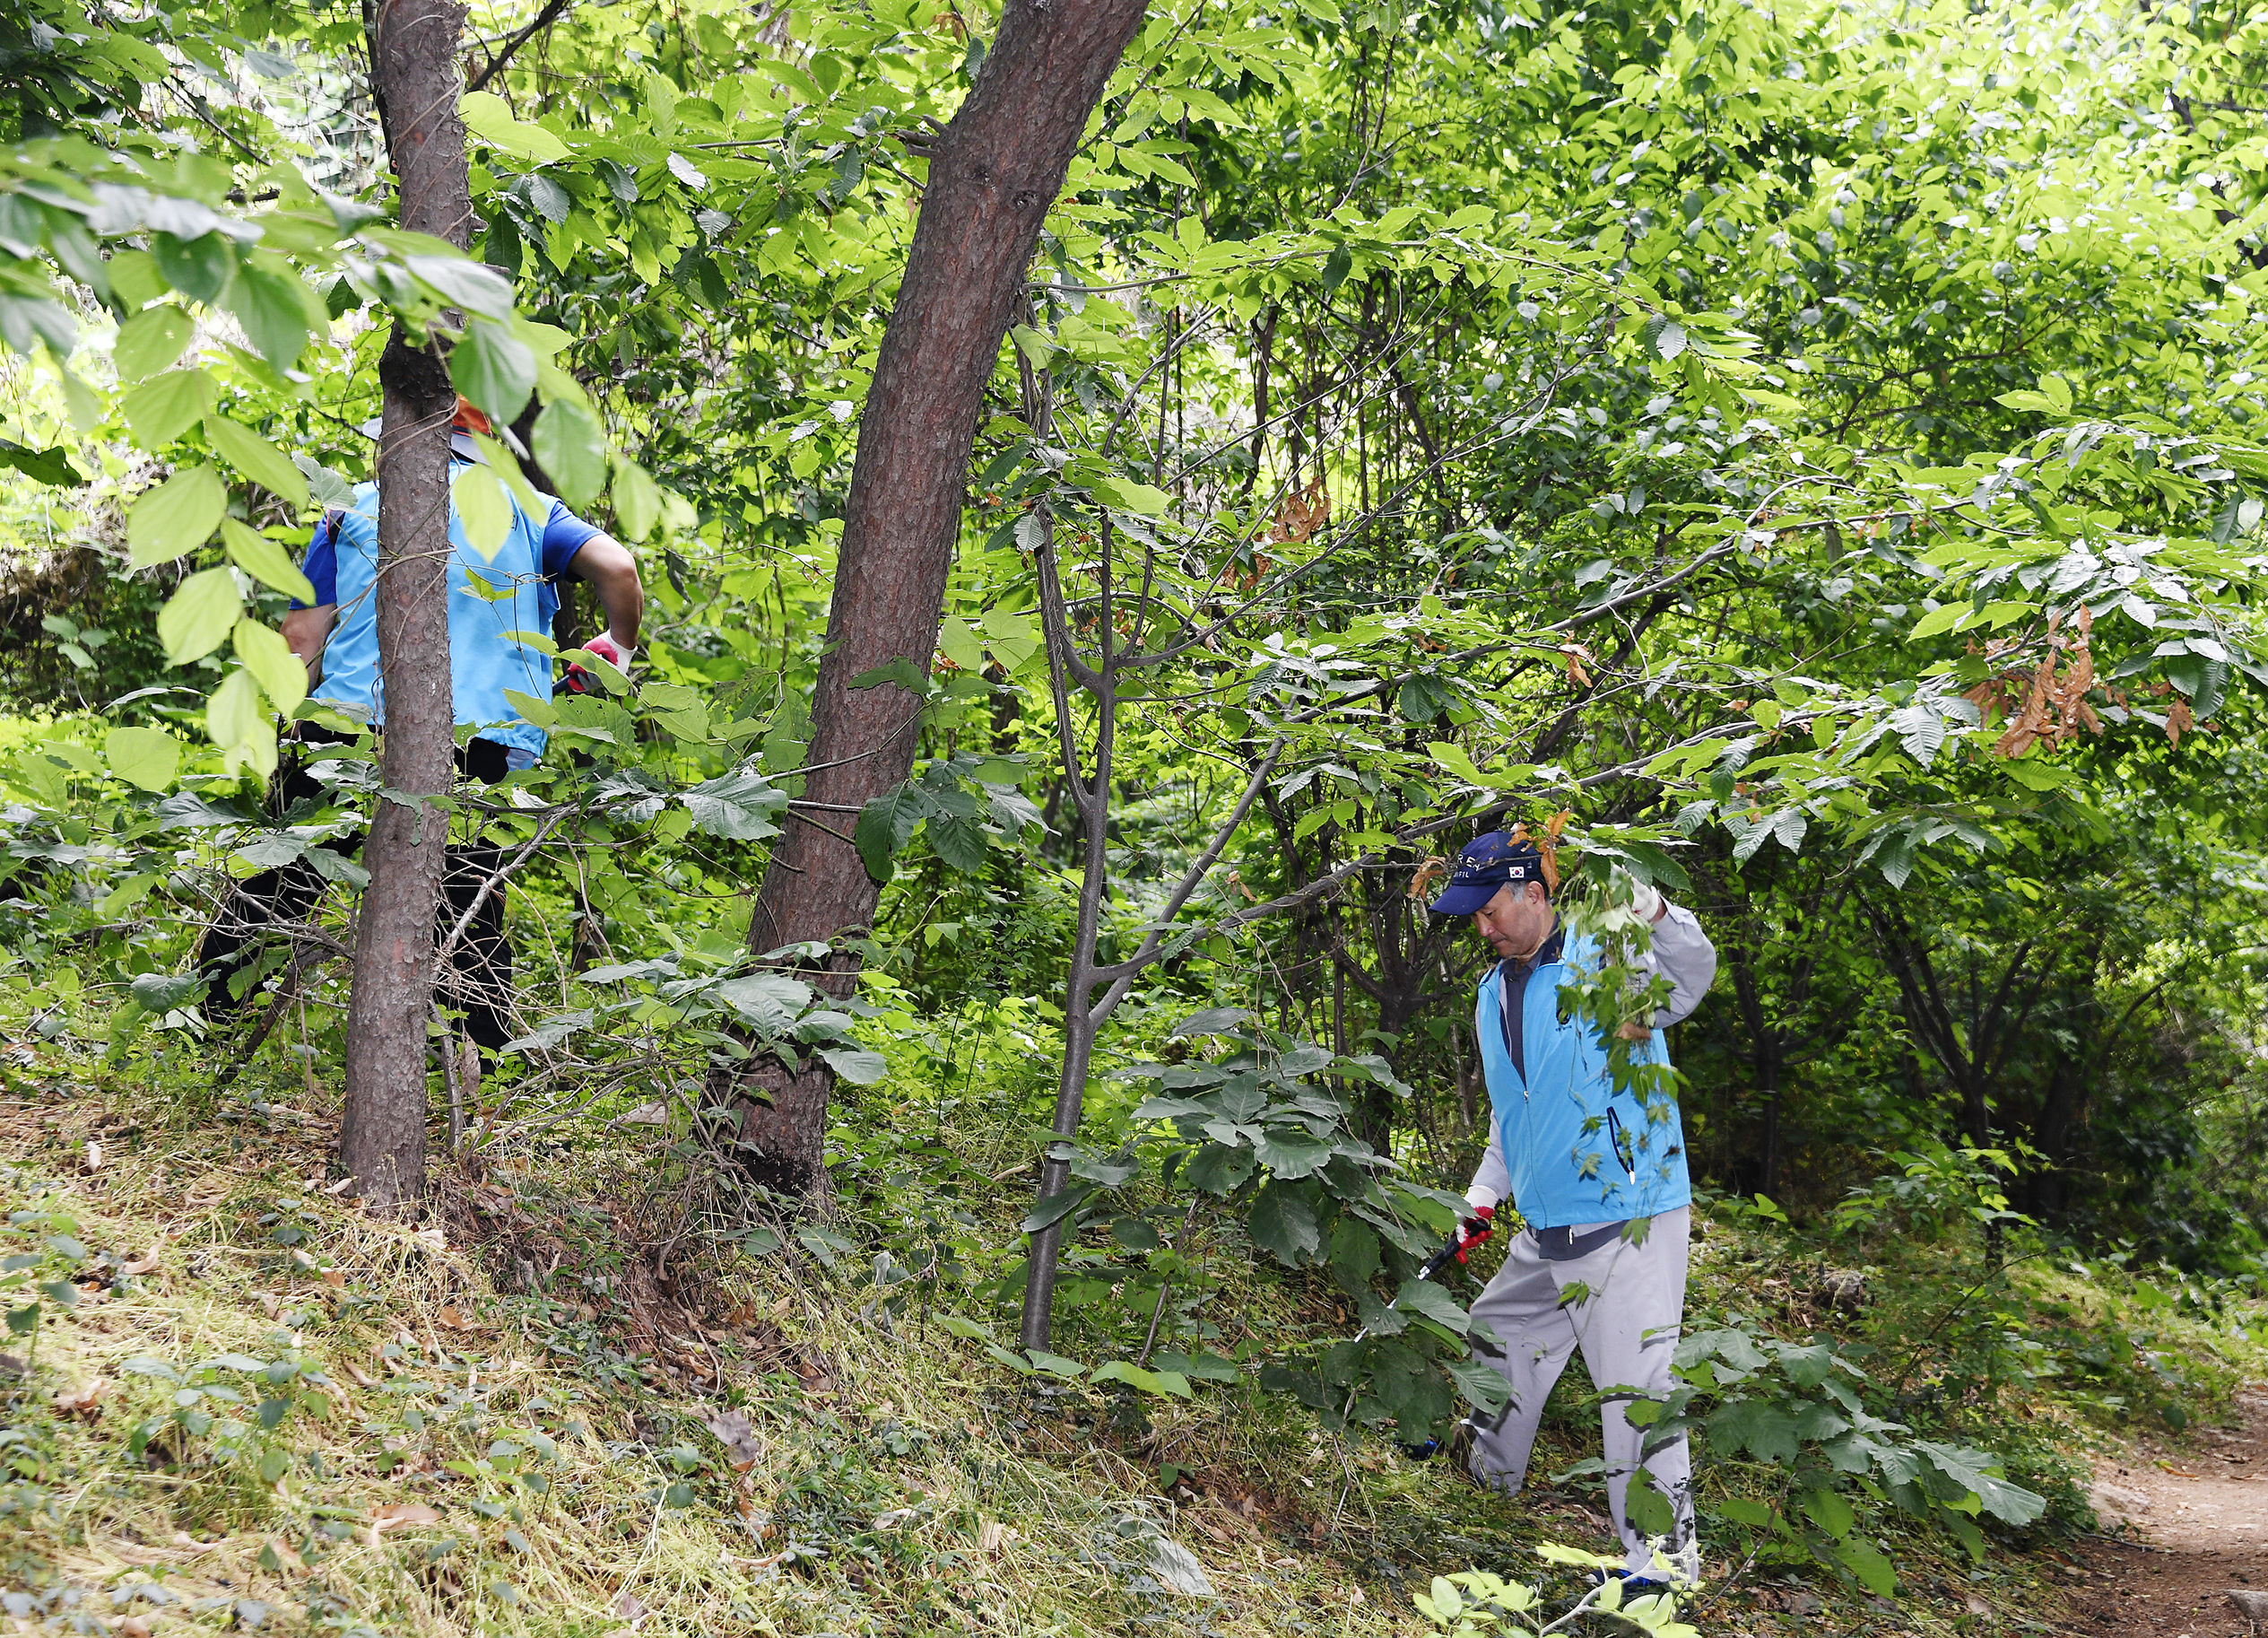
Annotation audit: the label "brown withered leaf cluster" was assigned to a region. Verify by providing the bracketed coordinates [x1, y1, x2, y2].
[1268, 477, 1330, 545]
[1965, 606, 2105, 760]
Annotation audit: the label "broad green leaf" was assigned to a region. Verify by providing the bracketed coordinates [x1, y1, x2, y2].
[459, 91, 570, 164]
[120, 368, 213, 450]
[449, 319, 535, 425]
[612, 460, 661, 541]
[1088, 1361, 1194, 1399]
[854, 786, 922, 882]
[225, 259, 315, 369]
[1247, 1184, 1320, 1266]
[1091, 475, 1171, 514]
[105, 726, 179, 793]
[469, 431, 545, 519]
[206, 418, 309, 510]
[453, 463, 513, 561]
[405, 254, 517, 321]
[206, 668, 276, 780]
[1801, 1484, 1855, 1540]
[232, 616, 307, 716]
[1835, 1539, 1895, 1597]
[113, 306, 195, 381]
[158, 568, 243, 665]
[152, 230, 236, 303]
[128, 465, 226, 567]
[937, 614, 986, 672]
[221, 518, 317, 605]
[533, 397, 606, 509]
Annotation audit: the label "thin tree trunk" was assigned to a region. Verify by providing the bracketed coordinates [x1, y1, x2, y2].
[713, 0, 1151, 1196]
[340, 0, 471, 1213]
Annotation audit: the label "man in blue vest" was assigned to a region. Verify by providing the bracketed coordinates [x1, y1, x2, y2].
[200, 397, 643, 1052]
[1428, 830, 1717, 1589]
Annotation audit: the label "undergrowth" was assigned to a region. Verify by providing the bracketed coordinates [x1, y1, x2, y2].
[0, 1044, 2261, 1638]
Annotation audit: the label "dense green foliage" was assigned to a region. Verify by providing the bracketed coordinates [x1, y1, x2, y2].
[2, 0, 2266, 1626]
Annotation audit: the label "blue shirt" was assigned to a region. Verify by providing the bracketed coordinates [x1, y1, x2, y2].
[298, 462, 601, 762]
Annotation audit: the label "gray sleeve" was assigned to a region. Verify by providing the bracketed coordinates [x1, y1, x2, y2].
[1646, 900, 1717, 1027]
[1466, 1120, 1510, 1209]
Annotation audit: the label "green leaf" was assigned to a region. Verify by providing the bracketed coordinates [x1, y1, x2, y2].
[128, 465, 226, 567]
[206, 668, 276, 780]
[225, 259, 315, 369]
[113, 306, 195, 381]
[459, 91, 571, 164]
[221, 518, 317, 605]
[469, 431, 545, 520]
[1089, 1361, 1194, 1399]
[1091, 475, 1171, 514]
[0, 439, 78, 486]
[453, 463, 514, 561]
[1716, 1497, 1777, 1529]
[533, 398, 607, 509]
[1908, 604, 1965, 640]
[1835, 1538, 1895, 1597]
[815, 1045, 888, 1085]
[1247, 1184, 1320, 1266]
[159, 568, 242, 665]
[152, 231, 237, 304]
[1801, 1484, 1855, 1540]
[120, 369, 213, 450]
[1643, 314, 1688, 360]
[682, 771, 785, 840]
[612, 460, 661, 542]
[502, 688, 558, 728]
[449, 319, 535, 425]
[1025, 1350, 1087, 1380]
[232, 616, 307, 716]
[105, 726, 180, 793]
[854, 786, 922, 882]
[206, 418, 309, 510]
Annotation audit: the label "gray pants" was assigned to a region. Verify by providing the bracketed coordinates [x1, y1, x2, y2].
[1465, 1206, 1694, 1577]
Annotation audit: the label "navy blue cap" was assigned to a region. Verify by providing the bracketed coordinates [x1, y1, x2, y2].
[1427, 831, 1547, 916]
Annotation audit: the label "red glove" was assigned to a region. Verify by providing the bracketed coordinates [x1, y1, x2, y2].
[1454, 1204, 1497, 1262]
[563, 633, 631, 695]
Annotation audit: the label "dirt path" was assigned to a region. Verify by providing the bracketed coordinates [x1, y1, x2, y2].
[2068, 1386, 2268, 1635]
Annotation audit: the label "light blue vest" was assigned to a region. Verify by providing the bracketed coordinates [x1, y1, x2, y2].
[313, 466, 555, 761]
[1474, 928, 1693, 1230]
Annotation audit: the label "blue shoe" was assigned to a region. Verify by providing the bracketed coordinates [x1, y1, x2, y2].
[1586, 1569, 1673, 1598]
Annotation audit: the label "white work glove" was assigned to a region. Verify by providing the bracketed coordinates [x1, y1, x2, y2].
[1464, 1183, 1499, 1212]
[1629, 880, 1665, 923]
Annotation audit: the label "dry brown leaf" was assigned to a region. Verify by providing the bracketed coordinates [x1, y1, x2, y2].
[117, 1619, 151, 1638]
[978, 1520, 1005, 1555]
[322, 1268, 346, 1288]
[341, 1360, 376, 1388]
[52, 1378, 104, 1418]
[370, 1501, 443, 1543]
[120, 1240, 163, 1276]
[2165, 697, 2194, 748]
[254, 1291, 281, 1319]
[413, 1228, 448, 1253]
[435, 1305, 469, 1330]
[1405, 856, 1451, 902]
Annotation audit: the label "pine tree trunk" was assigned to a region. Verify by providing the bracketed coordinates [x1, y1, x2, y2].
[340, 0, 471, 1213]
[712, 0, 1151, 1196]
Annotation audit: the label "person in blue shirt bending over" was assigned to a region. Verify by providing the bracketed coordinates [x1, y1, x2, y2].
[199, 396, 644, 1058]
[1426, 831, 1717, 1595]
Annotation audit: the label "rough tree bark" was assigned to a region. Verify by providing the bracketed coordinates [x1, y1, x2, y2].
[713, 0, 1151, 1196]
[339, 0, 472, 1212]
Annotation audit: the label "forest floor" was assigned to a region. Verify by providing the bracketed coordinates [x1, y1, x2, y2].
[2068, 1387, 2268, 1638]
[3, 1069, 2264, 1637]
